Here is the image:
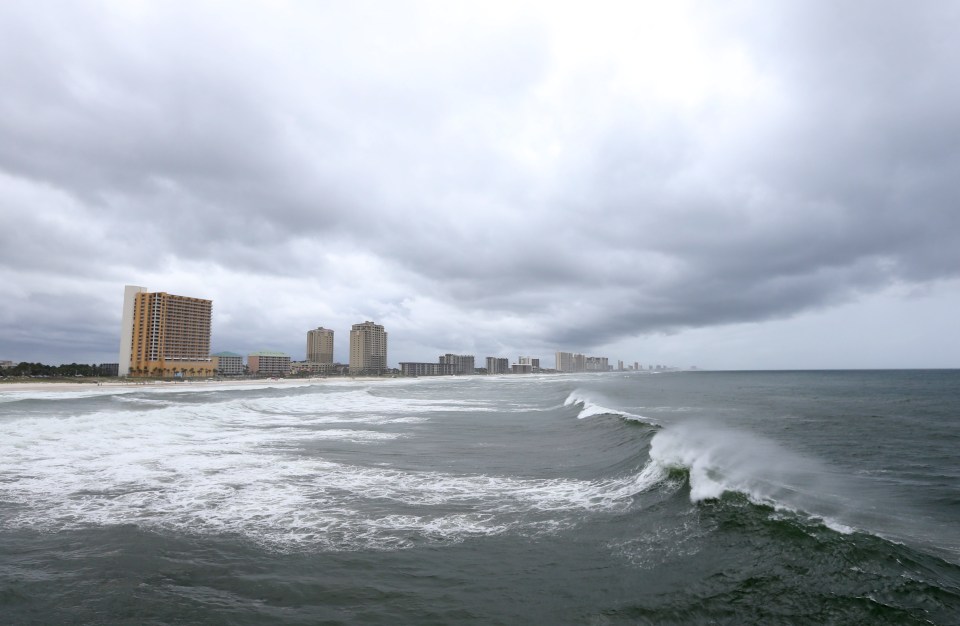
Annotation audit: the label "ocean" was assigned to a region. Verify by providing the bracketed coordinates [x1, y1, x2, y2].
[1, 370, 959, 624]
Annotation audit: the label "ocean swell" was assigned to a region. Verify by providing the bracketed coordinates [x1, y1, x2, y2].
[563, 390, 656, 424]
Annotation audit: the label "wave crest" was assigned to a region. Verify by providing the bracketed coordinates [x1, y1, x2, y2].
[563, 390, 656, 424]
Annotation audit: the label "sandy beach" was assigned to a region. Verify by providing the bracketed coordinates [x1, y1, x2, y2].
[0, 376, 387, 393]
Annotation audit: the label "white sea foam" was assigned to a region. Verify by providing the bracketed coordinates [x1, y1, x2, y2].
[241, 388, 496, 418]
[0, 388, 660, 552]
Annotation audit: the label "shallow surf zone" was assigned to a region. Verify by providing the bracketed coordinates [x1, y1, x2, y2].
[0, 383, 662, 553]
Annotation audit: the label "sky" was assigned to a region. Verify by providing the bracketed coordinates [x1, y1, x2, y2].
[1, 1, 959, 370]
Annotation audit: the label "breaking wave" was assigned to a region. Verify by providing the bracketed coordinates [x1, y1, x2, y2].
[563, 390, 656, 424]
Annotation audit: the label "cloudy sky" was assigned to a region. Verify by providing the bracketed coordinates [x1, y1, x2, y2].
[1, 1, 959, 369]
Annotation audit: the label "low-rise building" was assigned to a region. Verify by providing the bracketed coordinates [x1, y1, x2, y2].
[248, 351, 291, 376]
[211, 351, 245, 376]
[97, 363, 119, 377]
[399, 362, 457, 377]
[290, 361, 344, 375]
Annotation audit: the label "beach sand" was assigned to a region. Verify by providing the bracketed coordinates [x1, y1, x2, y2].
[0, 376, 388, 393]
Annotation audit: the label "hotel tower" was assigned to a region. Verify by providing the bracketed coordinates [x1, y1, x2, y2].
[306, 327, 334, 363]
[349, 321, 388, 374]
[118, 285, 214, 377]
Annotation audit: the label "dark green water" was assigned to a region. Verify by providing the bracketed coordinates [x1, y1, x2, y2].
[2, 371, 959, 624]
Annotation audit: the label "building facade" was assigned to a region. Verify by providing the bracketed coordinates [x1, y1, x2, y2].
[248, 351, 291, 376]
[97, 363, 119, 377]
[399, 362, 457, 377]
[349, 321, 388, 374]
[290, 361, 343, 375]
[555, 351, 575, 372]
[211, 351, 244, 376]
[439, 354, 475, 375]
[485, 357, 509, 374]
[555, 351, 608, 372]
[119, 285, 213, 377]
[518, 356, 540, 373]
[306, 327, 334, 363]
[585, 356, 610, 371]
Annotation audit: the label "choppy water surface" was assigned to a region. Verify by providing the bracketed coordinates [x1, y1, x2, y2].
[2, 371, 959, 624]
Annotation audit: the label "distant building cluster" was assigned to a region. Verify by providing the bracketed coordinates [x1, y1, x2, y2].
[555, 352, 609, 372]
[108, 285, 678, 379]
[399, 354, 544, 377]
[115, 285, 394, 378]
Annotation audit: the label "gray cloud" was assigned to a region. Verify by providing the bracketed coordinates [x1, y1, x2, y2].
[2, 1, 958, 366]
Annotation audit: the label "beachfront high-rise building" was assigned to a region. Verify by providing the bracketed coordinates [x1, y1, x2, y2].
[440, 354, 475, 375]
[556, 351, 575, 372]
[118, 285, 213, 377]
[585, 356, 610, 371]
[349, 321, 388, 374]
[486, 357, 509, 374]
[306, 327, 334, 363]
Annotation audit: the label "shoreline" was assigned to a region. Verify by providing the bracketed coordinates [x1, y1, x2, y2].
[0, 376, 390, 393]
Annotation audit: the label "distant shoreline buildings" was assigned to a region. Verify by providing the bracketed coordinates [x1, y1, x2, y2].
[555, 352, 609, 373]
[104, 285, 671, 379]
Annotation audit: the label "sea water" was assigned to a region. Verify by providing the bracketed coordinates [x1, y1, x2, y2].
[1, 371, 959, 624]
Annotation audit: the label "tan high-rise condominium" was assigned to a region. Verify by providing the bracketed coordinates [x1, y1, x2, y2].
[349, 321, 387, 374]
[118, 285, 213, 377]
[306, 327, 334, 363]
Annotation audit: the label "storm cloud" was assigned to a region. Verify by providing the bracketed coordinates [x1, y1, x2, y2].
[1, 1, 959, 367]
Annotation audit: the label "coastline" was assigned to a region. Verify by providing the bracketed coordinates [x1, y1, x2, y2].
[0, 376, 389, 393]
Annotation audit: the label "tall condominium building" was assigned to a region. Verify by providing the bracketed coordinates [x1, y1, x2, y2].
[486, 357, 509, 374]
[556, 351, 593, 372]
[585, 356, 610, 371]
[440, 354, 475, 375]
[306, 327, 334, 363]
[118, 285, 213, 377]
[349, 321, 388, 374]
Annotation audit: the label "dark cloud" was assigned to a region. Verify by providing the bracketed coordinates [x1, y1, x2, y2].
[1, 1, 958, 366]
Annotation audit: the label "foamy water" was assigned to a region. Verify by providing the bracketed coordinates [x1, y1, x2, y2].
[1, 382, 659, 552]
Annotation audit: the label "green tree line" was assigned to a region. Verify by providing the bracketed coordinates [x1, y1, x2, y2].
[0, 362, 117, 378]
